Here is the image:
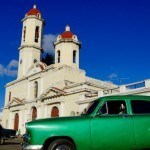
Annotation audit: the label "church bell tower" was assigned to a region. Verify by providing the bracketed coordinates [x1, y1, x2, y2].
[18, 5, 44, 78]
[54, 26, 81, 69]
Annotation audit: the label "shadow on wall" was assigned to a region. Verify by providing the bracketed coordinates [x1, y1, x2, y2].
[0, 112, 2, 123]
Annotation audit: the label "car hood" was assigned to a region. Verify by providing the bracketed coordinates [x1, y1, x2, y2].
[25, 115, 92, 146]
[26, 115, 91, 129]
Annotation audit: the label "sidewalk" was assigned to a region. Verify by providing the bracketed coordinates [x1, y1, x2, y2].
[0, 138, 23, 150]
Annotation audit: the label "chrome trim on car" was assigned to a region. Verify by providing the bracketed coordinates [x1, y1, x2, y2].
[22, 143, 43, 150]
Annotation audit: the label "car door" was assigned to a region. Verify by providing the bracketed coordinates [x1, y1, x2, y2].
[131, 100, 150, 149]
[91, 100, 134, 150]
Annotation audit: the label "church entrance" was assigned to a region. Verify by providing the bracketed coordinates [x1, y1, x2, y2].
[14, 113, 19, 131]
[51, 106, 59, 117]
[32, 106, 37, 120]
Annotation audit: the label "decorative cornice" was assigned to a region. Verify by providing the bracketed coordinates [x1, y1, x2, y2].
[44, 99, 64, 105]
[22, 16, 44, 22]
[41, 86, 66, 101]
[77, 97, 96, 104]
[18, 45, 43, 51]
[85, 77, 118, 89]
[7, 97, 25, 108]
[6, 64, 85, 87]
[54, 39, 81, 48]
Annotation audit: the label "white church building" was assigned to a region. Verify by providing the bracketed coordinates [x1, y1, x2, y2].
[2, 5, 150, 134]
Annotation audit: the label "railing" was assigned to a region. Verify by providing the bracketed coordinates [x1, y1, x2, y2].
[101, 80, 149, 96]
[126, 81, 145, 90]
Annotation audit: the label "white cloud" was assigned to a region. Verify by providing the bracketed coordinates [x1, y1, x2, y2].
[42, 34, 58, 55]
[7, 60, 18, 69]
[0, 60, 18, 77]
[4, 69, 18, 77]
[108, 73, 118, 79]
[0, 64, 4, 76]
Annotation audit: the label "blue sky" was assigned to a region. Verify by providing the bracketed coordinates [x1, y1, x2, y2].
[1, 0, 150, 111]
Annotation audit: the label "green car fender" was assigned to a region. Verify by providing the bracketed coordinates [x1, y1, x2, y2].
[26, 116, 92, 150]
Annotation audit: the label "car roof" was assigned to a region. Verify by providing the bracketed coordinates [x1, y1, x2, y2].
[97, 95, 150, 101]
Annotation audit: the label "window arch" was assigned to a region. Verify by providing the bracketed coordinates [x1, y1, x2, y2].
[57, 50, 60, 63]
[35, 26, 39, 43]
[32, 106, 37, 120]
[73, 50, 77, 63]
[34, 81, 38, 98]
[20, 59, 22, 64]
[51, 106, 59, 117]
[23, 26, 26, 42]
[70, 111, 75, 116]
[8, 92, 11, 101]
[37, 13, 40, 18]
[14, 113, 19, 131]
[34, 59, 38, 63]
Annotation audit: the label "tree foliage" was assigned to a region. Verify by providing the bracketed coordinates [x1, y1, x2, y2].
[42, 53, 54, 66]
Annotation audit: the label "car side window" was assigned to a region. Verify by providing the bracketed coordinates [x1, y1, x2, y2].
[131, 100, 150, 114]
[100, 100, 127, 115]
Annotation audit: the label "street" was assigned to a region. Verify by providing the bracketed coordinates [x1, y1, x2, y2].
[0, 138, 22, 150]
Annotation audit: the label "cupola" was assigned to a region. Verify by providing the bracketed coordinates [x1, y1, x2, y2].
[26, 5, 41, 18]
[61, 25, 74, 39]
[56, 25, 78, 41]
[54, 25, 81, 69]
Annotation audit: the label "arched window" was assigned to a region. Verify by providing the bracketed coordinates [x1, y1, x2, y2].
[73, 50, 76, 63]
[23, 26, 26, 42]
[20, 59, 22, 64]
[35, 26, 39, 43]
[37, 13, 40, 18]
[34, 59, 38, 63]
[9, 92, 11, 101]
[32, 107, 37, 120]
[14, 113, 19, 131]
[70, 111, 75, 116]
[51, 106, 59, 117]
[34, 81, 38, 98]
[57, 50, 60, 63]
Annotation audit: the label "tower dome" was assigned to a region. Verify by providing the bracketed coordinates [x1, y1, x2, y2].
[27, 5, 41, 17]
[57, 25, 78, 41]
[61, 25, 74, 39]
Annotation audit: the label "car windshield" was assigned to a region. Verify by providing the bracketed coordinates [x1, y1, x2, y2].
[81, 100, 99, 115]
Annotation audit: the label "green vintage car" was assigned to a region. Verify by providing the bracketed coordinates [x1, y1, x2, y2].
[22, 95, 150, 150]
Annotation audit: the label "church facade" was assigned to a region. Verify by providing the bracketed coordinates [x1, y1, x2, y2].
[2, 5, 117, 134]
[2, 5, 150, 134]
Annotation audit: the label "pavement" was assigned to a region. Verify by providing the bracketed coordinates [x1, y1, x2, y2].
[0, 138, 23, 150]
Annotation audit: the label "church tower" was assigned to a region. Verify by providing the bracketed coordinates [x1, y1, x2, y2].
[18, 5, 44, 78]
[54, 26, 81, 69]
